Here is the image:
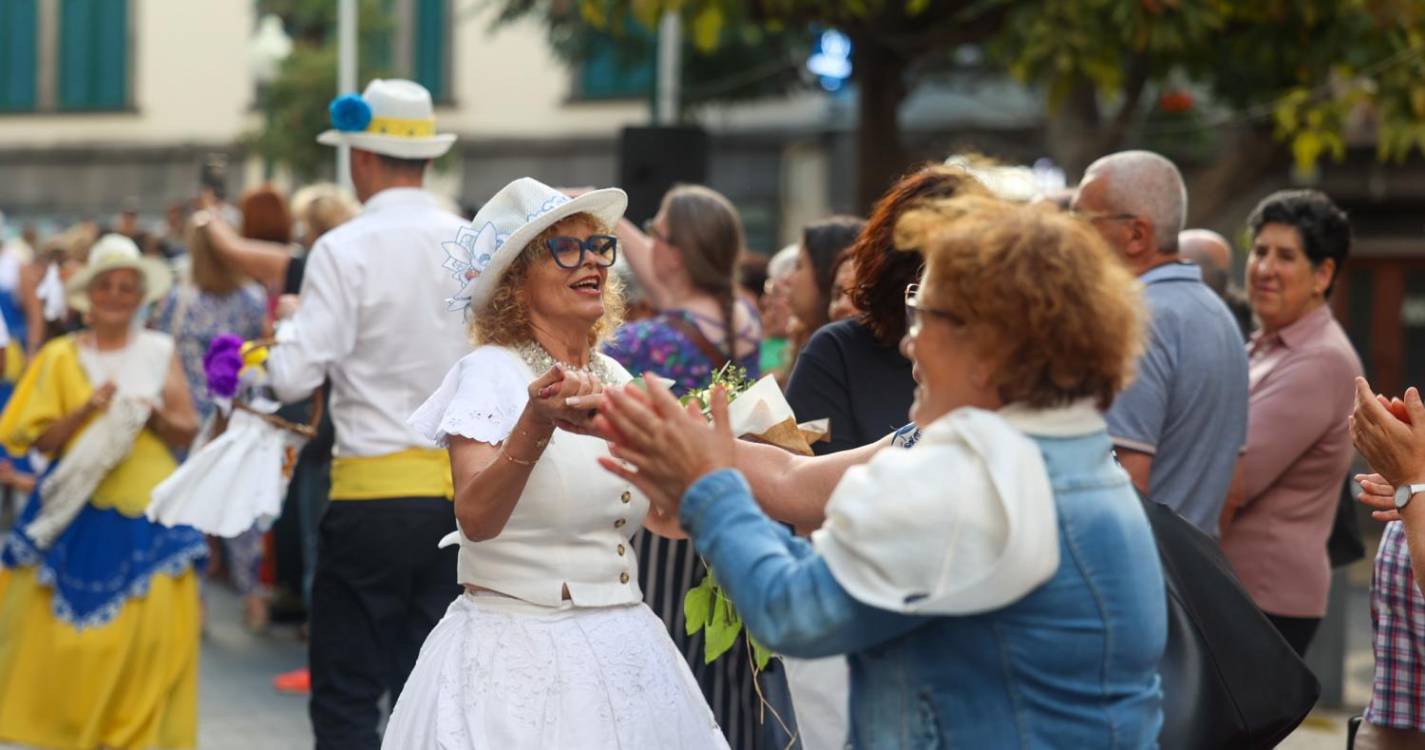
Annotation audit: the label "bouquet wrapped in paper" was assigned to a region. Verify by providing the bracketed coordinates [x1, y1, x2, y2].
[147, 336, 316, 537]
[670, 367, 829, 458]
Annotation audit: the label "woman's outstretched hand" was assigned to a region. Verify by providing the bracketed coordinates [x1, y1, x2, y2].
[594, 377, 736, 519]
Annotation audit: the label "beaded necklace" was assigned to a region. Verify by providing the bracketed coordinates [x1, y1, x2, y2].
[514, 340, 618, 385]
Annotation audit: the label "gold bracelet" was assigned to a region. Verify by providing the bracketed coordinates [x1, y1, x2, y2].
[518, 423, 551, 449]
[502, 450, 538, 467]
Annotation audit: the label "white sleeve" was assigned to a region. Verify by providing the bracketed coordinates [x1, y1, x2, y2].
[267, 240, 358, 403]
[811, 408, 1059, 616]
[0, 310, 11, 349]
[408, 347, 529, 446]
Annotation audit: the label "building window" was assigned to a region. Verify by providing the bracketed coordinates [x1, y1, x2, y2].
[0, 0, 38, 111]
[411, 0, 447, 102]
[576, 21, 655, 101]
[58, 0, 129, 110]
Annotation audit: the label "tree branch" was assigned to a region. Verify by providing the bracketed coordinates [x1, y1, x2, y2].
[1097, 55, 1152, 154]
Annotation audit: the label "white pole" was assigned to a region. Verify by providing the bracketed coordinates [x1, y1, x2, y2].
[655, 11, 681, 125]
[337, 0, 358, 191]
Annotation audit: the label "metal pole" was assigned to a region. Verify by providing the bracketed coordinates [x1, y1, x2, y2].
[337, 0, 357, 191]
[655, 11, 681, 125]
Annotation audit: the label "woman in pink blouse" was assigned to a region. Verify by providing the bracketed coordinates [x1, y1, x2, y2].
[1220, 189, 1362, 656]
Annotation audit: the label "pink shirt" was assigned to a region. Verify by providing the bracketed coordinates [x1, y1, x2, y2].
[1221, 304, 1362, 617]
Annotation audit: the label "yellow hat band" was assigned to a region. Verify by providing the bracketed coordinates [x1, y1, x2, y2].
[367, 116, 436, 138]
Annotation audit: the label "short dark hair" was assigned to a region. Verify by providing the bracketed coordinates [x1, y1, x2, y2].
[1247, 189, 1350, 297]
[375, 153, 431, 176]
[802, 215, 865, 299]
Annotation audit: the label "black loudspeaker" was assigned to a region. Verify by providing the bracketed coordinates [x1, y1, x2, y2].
[618, 126, 710, 225]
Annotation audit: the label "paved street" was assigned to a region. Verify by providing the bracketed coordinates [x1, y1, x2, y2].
[187, 575, 1372, 749]
[198, 585, 312, 750]
[0, 556, 1382, 749]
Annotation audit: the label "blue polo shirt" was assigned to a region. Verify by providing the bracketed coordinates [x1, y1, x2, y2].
[1106, 261, 1249, 535]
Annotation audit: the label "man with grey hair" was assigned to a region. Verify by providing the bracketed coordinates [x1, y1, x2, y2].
[1073, 150, 1249, 536]
[1180, 228, 1253, 339]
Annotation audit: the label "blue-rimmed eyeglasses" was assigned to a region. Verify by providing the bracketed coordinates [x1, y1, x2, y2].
[546, 235, 618, 269]
[904, 283, 962, 336]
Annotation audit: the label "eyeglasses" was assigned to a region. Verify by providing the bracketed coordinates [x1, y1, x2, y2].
[904, 283, 962, 336]
[545, 235, 618, 269]
[1073, 210, 1139, 224]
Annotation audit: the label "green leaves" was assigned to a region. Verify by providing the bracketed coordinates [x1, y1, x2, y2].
[678, 362, 754, 411]
[683, 573, 714, 635]
[705, 590, 740, 662]
[691, 4, 724, 52]
[683, 565, 776, 668]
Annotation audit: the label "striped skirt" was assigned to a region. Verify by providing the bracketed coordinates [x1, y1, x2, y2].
[635, 531, 799, 749]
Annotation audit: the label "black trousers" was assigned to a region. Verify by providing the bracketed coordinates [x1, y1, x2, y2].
[1266, 612, 1322, 658]
[308, 498, 459, 750]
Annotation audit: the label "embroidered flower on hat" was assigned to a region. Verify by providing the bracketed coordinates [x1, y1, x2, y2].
[329, 93, 373, 133]
[442, 222, 506, 312]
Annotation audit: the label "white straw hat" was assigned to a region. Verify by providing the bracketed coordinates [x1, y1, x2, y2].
[65, 234, 173, 313]
[443, 178, 627, 314]
[317, 79, 456, 160]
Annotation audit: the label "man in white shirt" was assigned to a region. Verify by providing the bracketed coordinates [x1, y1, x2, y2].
[266, 79, 468, 750]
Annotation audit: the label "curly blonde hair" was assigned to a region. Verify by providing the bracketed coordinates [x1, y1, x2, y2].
[469, 213, 625, 348]
[894, 195, 1146, 410]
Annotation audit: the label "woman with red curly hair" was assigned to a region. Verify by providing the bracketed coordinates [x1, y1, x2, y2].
[785, 165, 987, 456]
[597, 195, 1168, 748]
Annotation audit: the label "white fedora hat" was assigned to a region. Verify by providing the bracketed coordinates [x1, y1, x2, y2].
[443, 178, 627, 314]
[65, 234, 173, 313]
[317, 79, 456, 160]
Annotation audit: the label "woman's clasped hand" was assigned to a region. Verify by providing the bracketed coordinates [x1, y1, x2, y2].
[592, 377, 735, 516]
[527, 365, 605, 434]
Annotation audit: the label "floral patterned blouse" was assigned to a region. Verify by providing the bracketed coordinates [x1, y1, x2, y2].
[153, 283, 267, 420]
[601, 305, 761, 396]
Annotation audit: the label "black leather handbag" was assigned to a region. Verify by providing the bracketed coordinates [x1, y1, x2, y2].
[1327, 477, 1367, 568]
[1140, 496, 1321, 749]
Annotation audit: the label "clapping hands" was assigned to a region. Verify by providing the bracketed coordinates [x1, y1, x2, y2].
[1350, 377, 1425, 522]
[593, 377, 736, 519]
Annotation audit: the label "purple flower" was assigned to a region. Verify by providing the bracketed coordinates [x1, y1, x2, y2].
[329, 93, 372, 132]
[204, 334, 245, 398]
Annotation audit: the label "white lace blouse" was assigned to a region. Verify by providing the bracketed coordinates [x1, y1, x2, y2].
[409, 345, 650, 609]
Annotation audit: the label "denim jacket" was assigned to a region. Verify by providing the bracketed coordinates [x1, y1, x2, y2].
[681, 421, 1166, 749]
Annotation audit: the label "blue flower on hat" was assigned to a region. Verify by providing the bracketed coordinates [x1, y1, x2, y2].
[441, 222, 505, 312]
[329, 93, 372, 132]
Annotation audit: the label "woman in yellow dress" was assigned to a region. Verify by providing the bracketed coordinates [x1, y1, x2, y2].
[0, 234, 204, 750]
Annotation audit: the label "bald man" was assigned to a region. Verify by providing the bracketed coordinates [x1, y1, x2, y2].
[1179, 228, 1232, 295]
[1073, 151, 1249, 535]
[1180, 228, 1253, 339]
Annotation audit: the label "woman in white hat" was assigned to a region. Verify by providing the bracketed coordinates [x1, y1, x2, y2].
[0, 234, 205, 750]
[384, 178, 727, 748]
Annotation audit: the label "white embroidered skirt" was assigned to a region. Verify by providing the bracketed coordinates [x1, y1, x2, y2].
[382, 592, 728, 749]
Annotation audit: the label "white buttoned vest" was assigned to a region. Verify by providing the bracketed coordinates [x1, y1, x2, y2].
[411, 345, 649, 608]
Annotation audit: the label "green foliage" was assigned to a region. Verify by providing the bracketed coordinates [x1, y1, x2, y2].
[483, 0, 810, 110]
[246, 0, 396, 180]
[493, 0, 1425, 175]
[678, 362, 753, 411]
[683, 566, 772, 670]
